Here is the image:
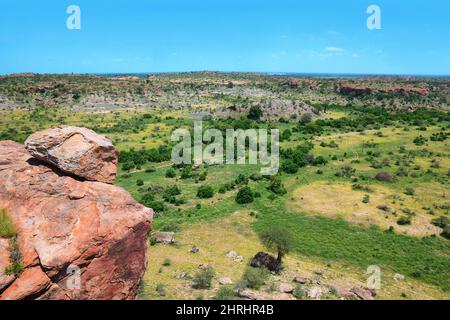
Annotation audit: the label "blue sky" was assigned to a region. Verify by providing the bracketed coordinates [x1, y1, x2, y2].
[0, 0, 449, 75]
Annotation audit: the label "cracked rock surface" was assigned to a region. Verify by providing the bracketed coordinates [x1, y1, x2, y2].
[0, 133, 152, 300]
[25, 126, 119, 184]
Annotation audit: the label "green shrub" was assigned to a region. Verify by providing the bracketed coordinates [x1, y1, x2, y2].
[5, 237, 23, 276]
[281, 160, 299, 174]
[431, 216, 449, 228]
[180, 167, 193, 179]
[397, 216, 412, 225]
[165, 168, 176, 178]
[192, 267, 215, 289]
[156, 283, 166, 296]
[215, 286, 236, 300]
[362, 194, 370, 204]
[197, 186, 214, 199]
[292, 284, 306, 299]
[235, 186, 254, 204]
[136, 179, 144, 186]
[235, 174, 249, 186]
[241, 267, 269, 289]
[0, 208, 16, 239]
[441, 225, 450, 240]
[162, 258, 172, 266]
[247, 106, 262, 120]
[267, 177, 287, 195]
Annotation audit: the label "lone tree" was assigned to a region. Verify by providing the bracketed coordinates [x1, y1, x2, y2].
[247, 106, 262, 121]
[259, 227, 294, 265]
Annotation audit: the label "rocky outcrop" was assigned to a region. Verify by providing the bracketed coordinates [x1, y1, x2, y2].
[25, 126, 119, 184]
[336, 83, 429, 97]
[0, 128, 152, 300]
[250, 252, 282, 273]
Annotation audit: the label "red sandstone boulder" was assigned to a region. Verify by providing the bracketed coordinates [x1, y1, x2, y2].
[0, 139, 152, 300]
[25, 126, 119, 184]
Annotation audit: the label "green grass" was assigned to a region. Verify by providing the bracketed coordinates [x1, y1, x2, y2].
[0, 208, 16, 238]
[253, 206, 450, 292]
[2, 103, 449, 296]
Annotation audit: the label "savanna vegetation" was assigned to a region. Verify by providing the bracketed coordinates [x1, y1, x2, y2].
[1, 72, 449, 299]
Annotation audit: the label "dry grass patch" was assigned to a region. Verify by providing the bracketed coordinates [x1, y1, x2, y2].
[287, 181, 443, 237]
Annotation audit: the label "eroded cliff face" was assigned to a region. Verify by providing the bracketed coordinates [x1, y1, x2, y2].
[0, 127, 153, 300]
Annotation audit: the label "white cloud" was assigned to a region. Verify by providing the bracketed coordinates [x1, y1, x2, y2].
[325, 47, 345, 53]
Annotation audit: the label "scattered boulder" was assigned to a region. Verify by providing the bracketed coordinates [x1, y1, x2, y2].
[237, 289, 260, 300]
[151, 231, 175, 244]
[307, 286, 328, 299]
[350, 286, 375, 300]
[393, 273, 405, 281]
[329, 285, 355, 299]
[189, 245, 199, 253]
[375, 172, 393, 182]
[25, 126, 119, 184]
[293, 275, 310, 284]
[219, 277, 233, 285]
[0, 139, 152, 300]
[279, 283, 294, 293]
[176, 272, 192, 280]
[198, 264, 210, 270]
[250, 252, 282, 273]
[226, 251, 238, 258]
[377, 204, 390, 211]
[1, 267, 51, 300]
[313, 269, 325, 276]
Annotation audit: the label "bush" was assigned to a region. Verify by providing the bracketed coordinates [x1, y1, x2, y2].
[0, 208, 16, 238]
[312, 156, 328, 166]
[5, 237, 23, 276]
[235, 174, 249, 186]
[180, 167, 193, 179]
[235, 186, 254, 204]
[292, 284, 306, 299]
[163, 185, 181, 203]
[197, 186, 214, 199]
[136, 179, 144, 186]
[267, 177, 287, 195]
[413, 135, 427, 146]
[362, 194, 370, 203]
[156, 283, 166, 296]
[281, 159, 299, 174]
[162, 258, 172, 266]
[215, 286, 236, 300]
[397, 216, 412, 225]
[404, 187, 415, 196]
[192, 267, 215, 289]
[441, 226, 450, 240]
[165, 168, 176, 178]
[431, 216, 449, 228]
[247, 106, 262, 120]
[241, 267, 269, 289]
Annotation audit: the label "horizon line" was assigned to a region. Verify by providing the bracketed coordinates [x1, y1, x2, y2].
[1, 71, 450, 78]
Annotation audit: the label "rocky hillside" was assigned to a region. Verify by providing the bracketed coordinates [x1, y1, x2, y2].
[0, 126, 153, 300]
